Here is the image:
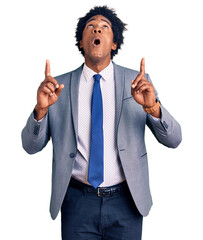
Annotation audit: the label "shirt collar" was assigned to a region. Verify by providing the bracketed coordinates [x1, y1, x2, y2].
[83, 61, 113, 82]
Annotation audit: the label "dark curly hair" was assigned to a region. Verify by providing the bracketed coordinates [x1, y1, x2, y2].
[75, 6, 127, 59]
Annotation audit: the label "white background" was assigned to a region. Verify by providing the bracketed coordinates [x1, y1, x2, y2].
[1, 0, 203, 239]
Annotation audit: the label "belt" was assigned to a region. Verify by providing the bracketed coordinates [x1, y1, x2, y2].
[69, 178, 128, 197]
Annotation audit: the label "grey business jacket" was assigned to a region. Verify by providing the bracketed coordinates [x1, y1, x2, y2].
[22, 62, 182, 220]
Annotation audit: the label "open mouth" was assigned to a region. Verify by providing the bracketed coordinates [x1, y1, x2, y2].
[93, 38, 101, 46]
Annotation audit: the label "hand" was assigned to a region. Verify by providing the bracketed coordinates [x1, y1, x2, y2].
[34, 60, 64, 120]
[131, 58, 156, 108]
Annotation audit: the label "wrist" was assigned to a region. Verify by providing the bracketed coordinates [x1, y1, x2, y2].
[34, 105, 48, 121]
[143, 101, 160, 114]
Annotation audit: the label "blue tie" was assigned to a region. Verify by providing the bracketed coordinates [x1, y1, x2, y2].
[88, 74, 104, 188]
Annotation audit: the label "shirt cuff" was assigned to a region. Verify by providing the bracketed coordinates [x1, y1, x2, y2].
[148, 114, 160, 122]
[34, 115, 46, 123]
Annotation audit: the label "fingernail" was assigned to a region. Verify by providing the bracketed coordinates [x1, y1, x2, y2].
[56, 84, 59, 88]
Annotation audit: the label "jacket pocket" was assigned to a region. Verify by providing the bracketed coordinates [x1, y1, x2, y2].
[140, 152, 147, 158]
[123, 96, 133, 102]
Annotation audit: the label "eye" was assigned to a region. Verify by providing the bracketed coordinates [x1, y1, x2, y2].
[103, 25, 109, 29]
[87, 24, 93, 28]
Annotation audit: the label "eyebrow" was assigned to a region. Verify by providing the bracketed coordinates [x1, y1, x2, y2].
[86, 18, 111, 26]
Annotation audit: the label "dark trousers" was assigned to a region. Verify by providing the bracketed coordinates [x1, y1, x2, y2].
[61, 178, 143, 240]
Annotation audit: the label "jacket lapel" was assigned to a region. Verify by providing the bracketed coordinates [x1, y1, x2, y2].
[113, 62, 125, 135]
[70, 65, 83, 141]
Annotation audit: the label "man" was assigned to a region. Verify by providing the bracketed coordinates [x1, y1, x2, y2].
[22, 6, 182, 240]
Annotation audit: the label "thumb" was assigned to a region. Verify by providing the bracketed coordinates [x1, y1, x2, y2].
[55, 84, 64, 97]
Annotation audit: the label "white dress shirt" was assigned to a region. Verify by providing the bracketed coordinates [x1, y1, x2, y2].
[72, 61, 126, 187]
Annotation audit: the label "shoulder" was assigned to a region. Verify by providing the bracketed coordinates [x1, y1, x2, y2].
[54, 64, 83, 84]
[113, 62, 139, 78]
[113, 62, 150, 81]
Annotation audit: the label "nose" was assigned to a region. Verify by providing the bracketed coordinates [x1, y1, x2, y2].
[93, 28, 101, 34]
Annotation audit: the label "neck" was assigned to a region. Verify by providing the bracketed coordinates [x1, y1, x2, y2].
[84, 57, 111, 73]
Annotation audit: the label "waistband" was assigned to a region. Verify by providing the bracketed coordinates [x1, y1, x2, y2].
[69, 178, 129, 197]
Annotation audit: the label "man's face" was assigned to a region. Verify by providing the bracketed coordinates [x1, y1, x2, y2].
[80, 15, 117, 64]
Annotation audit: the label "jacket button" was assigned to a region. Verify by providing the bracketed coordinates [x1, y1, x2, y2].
[33, 126, 39, 135]
[69, 153, 75, 158]
[163, 121, 168, 129]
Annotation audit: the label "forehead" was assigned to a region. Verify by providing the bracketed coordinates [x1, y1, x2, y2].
[86, 15, 112, 26]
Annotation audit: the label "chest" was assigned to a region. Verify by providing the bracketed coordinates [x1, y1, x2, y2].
[78, 77, 116, 127]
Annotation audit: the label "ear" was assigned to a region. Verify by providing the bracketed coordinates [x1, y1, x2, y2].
[112, 42, 117, 51]
[79, 40, 83, 49]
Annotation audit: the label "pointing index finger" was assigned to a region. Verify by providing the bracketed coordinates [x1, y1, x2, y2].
[140, 58, 145, 76]
[45, 59, 51, 78]
[44, 60, 59, 89]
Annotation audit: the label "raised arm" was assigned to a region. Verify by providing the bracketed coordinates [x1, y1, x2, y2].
[22, 60, 64, 154]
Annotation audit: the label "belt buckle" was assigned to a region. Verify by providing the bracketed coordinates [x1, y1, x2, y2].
[97, 188, 102, 197]
[97, 187, 111, 197]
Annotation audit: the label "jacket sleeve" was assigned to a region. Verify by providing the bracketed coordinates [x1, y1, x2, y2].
[146, 74, 182, 148]
[21, 111, 50, 154]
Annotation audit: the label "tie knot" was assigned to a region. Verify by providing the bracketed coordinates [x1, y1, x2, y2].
[93, 74, 102, 83]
